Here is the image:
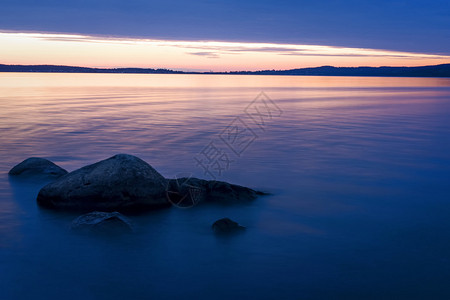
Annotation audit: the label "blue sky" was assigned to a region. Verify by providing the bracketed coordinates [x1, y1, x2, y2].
[1, 0, 449, 55]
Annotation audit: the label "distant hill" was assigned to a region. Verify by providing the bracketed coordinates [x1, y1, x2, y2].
[230, 64, 450, 77]
[1, 63, 449, 77]
[0, 64, 184, 74]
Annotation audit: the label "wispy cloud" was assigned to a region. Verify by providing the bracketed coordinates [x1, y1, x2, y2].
[188, 51, 220, 58]
[180, 44, 449, 60]
[6, 31, 448, 60]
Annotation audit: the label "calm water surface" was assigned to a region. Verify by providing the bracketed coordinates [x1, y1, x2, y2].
[1, 73, 450, 299]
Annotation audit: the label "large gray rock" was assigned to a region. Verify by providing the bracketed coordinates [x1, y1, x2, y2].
[9, 157, 68, 178]
[166, 177, 266, 207]
[71, 211, 133, 234]
[37, 154, 169, 211]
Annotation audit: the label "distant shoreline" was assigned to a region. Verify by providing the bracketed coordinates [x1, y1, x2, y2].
[1, 63, 449, 77]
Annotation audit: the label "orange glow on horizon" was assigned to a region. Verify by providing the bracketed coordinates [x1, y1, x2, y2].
[0, 31, 449, 71]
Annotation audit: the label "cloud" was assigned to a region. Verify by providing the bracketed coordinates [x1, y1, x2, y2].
[188, 51, 220, 58]
[1, 30, 449, 71]
[6, 31, 448, 61]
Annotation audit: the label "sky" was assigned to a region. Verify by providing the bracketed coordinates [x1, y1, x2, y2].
[0, 0, 449, 71]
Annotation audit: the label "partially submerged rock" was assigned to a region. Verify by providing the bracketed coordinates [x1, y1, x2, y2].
[33, 153, 266, 212]
[212, 218, 246, 234]
[208, 180, 267, 203]
[9, 157, 68, 178]
[71, 211, 133, 234]
[167, 177, 266, 207]
[37, 154, 169, 211]
[166, 177, 207, 208]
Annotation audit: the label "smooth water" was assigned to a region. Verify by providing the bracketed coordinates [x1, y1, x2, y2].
[1, 73, 450, 299]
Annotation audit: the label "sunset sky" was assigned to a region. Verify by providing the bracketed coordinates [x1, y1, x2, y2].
[0, 0, 449, 71]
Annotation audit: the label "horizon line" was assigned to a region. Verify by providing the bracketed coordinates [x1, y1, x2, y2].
[1, 62, 449, 78]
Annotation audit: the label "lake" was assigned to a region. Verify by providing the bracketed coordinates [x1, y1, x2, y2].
[1, 73, 450, 299]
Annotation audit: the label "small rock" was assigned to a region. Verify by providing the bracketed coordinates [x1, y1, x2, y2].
[71, 211, 133, 234]
[9, 157, 68, 178]
[212, 217, 246, 234]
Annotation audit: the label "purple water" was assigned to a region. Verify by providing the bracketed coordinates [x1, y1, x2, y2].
[1, 73, 450, 299]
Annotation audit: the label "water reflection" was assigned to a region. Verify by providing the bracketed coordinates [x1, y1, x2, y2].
[1, 73, 450, 299]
